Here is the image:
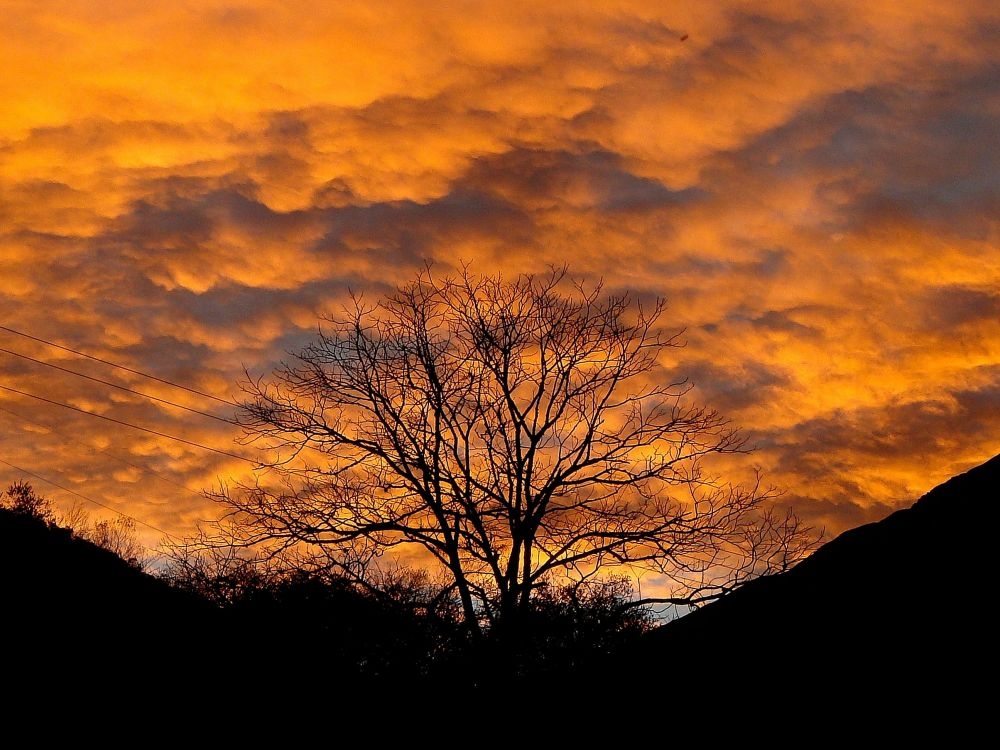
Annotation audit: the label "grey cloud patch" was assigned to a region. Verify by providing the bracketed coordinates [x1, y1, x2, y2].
[89, 180, 332, 308]
[90, 162, 534, 323]
[146, 284, 275, 334]
[601, 14, 690, 50]
[714, 87, 889, 175]
[458, 146, 699, 212]
[780, 492, 897, 537]
[313, 177, 360, 209]
[288, 95, 505, 163]
[314, 186, 535, 262]
[117, 195, 215, 247]
[6, 117, 230, 160]
[681, 357, 792, 414]
[675, 7, 834, 92]
[117, 282, 324, 362]
[708, 61, 1000, 237]
[0, 180, 89, 230]
[952, 372, 1000, 423]
[717, 8, 821, 49]
[870, 67, 1000, 230]
[917, 285, 1000, 331]
[726, 307, 824, 338]
[762, 375, 1000, 487]
[130, 173, 236, 201]
[264, 111, 312, 144]
[111, 183, 314, 253]
[195, 187, 311, 238]
[252, 150, 312, 187]
[2, 229, 98, 288]
[256, 110, 315, 184]
[644, 246, 790, 282]
[2, 179, 80, 203]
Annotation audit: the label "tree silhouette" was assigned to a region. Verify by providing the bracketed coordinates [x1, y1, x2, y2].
[1, 482, 147, 568]
[159, 545, 469, 684]
[206, 265, 817, 644]
[1, 480, 55, 523]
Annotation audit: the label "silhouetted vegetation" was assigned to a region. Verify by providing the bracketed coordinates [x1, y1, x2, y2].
[1, 479, 56, 523]
[0, 484, 655, 690]
[1, 481, 147, 568]
[0, 489, 217, 671]
[195, 264, 819, 650]
[2, 452, 996, 731]
[158, 540, 657, 686]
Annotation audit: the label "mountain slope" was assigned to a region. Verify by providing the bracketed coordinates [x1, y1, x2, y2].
[3, 453, 996, 729]
[602, 451, 999, 724]
[0, 508, 220, 694]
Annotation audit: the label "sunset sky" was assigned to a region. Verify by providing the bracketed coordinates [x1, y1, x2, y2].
[2, 1, 998, 571]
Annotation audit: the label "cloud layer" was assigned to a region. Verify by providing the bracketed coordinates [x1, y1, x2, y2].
[2, 1, 998, 565]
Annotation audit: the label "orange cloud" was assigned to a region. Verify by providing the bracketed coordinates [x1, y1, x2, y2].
[1, 0, 998, 566]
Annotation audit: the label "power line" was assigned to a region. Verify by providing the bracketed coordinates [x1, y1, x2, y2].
[0, 346, 238, 424]
[0, 327, 801, 585]
[0, 324, 241, 408]
[0, 383, 256, 464]
[0, 456, 172, 538]
[0, 402, 213, 501]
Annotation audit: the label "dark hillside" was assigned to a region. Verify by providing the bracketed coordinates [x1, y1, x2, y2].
[3, 453, 997, 730]
[0, 508, 220, 700]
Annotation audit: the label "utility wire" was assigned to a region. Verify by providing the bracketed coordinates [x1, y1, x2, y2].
[0, 383, 256, 463]
[0, 324, 241, 408]
[0, 327, 802, 583]
[0, 346, 238, 424]
[0, 380, 785, 579]
[0, 456, 172, 538]
[0, 402, 212, 501]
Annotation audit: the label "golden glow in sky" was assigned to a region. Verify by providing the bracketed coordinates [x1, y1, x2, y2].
[2, 0, 999, 564]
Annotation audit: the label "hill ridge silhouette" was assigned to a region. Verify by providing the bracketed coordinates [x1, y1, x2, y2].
[595, 450, 999, 727]
[3, 451, 997, 729]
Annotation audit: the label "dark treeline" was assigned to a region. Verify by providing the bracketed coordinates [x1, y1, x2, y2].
[0, 481, 656, 698]
[4, 449, 998, 734]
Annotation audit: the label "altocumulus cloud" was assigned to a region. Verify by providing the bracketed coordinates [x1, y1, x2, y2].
[0, 0, 997, 570]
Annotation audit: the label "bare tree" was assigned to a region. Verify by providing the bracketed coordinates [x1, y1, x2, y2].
[1, 480, 55, 523]
[83, 517, 147, 569]
[212, 265, 818, 638]
[1, 483, 148, 568]
[57, 502, 148, 569]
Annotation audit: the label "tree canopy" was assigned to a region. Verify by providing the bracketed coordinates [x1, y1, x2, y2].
[207, 265, 818, 637]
